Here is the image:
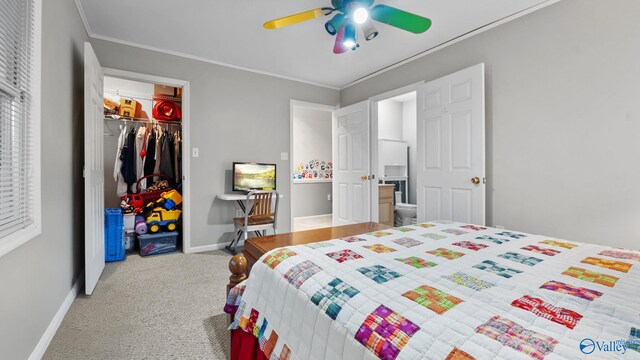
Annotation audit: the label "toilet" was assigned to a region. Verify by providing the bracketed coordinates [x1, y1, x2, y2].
[395, 203, 417, 225]
[394, 191, 417, 226]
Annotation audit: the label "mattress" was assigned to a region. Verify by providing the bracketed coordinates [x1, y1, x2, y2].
[227, 221, 640, 359]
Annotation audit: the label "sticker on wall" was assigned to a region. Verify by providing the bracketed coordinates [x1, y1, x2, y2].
[293, 159, 332, 180]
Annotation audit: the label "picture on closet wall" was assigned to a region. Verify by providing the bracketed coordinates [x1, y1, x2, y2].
[293, 159, 332, 180]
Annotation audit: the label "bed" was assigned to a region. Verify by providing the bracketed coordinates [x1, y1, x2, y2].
[224, 221, 640, 359]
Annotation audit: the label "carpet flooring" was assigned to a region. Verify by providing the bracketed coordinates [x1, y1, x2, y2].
[44, 250, 233, 360]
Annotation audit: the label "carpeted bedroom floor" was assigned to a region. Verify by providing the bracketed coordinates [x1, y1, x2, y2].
[44, 250, 233, 360]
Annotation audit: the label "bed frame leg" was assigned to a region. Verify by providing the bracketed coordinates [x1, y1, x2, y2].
[227, 254, 247, 295]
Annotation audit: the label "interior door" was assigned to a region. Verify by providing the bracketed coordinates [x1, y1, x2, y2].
[332, 101, 371, 225]
[416, 64, 485, 225]
[84, 42, 105, 295]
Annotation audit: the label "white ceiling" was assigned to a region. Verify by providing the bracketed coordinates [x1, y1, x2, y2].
[76, 0, 550, 88]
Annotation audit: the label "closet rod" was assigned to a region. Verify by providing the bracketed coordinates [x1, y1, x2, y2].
[104, 117, 182, 127]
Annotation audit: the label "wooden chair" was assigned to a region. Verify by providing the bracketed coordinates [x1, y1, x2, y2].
[228, 190, 279, 254]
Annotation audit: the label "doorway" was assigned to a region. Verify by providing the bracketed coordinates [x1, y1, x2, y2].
[84, 40, 191, 295]
[289, 100, 335, 232]
[375, 91, 418, 226]
[368, 64, 486, 226]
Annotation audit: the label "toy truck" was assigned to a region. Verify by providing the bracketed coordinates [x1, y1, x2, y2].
[146, 208, 181, 233]
[142, 190, 183, 217]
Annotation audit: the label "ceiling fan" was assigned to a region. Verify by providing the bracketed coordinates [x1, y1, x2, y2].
[264, 0, 432, 54]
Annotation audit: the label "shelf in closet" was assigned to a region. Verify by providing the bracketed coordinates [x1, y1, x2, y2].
[104, 89, 182, 103]
[104, 116, 182, 126]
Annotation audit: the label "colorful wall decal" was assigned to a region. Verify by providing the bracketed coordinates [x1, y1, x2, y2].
[293, 159, 333, 180]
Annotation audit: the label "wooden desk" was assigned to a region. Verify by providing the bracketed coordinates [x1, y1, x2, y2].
[227, 222, 390, 293]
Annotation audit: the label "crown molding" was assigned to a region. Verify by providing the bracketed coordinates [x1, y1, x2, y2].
[73, 0, 92, 38]
[340, 0, 562, 89]
[73, 0, 560, 92]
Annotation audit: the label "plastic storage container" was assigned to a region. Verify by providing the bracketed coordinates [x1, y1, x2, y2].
[123, 213, 136, 231]
[105, 208, 125, 262]
[124, 230, 136, 254]
[138, 232, 178, 257]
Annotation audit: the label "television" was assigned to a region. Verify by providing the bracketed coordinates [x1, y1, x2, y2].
[233, 162, 277, 192]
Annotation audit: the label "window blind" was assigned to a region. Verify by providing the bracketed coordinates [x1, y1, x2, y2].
[0, 0, 35, 239]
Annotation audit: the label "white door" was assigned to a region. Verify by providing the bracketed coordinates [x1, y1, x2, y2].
[416, 64, 485, 225]
[84, 42, 105, 295]
[332, 101, 371, 225]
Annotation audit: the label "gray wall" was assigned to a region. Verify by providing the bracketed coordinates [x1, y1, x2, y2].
[342, 0, 640, 249]
[0, 0, 88, 359]
[292, 183, 332, 218]
[292, 107, 332, 218]
[90, 38, 340, 248]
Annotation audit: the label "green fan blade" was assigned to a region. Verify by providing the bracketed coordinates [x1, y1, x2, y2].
[370, 4, 432, 34]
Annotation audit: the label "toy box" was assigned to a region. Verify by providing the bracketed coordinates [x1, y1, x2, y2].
[119, 98, 142, 118]
[123, 213, 136, 231]
[105, 208, 125, 262]
[124, 230, 136, 254]
[138, 232, 178, 257]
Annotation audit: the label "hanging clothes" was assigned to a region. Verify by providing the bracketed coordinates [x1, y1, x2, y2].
[114, 125, 128, 197]
[121, 127, 137, 192]
[159, 130, 174, 184]
[144, 127, 156, 188]
[152, 127, 163, 181]
[168, 131, 175, 180]
[173, 130, 181, 185]
[135, 125, 146, 190]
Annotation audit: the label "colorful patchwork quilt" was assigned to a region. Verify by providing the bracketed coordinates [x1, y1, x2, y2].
[226, 222, 640, 359]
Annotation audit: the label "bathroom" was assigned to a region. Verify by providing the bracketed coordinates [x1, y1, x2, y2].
[377, 91, 417, 226]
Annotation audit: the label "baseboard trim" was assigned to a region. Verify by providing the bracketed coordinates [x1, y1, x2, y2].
[293, 214, 333, 221]
[189, 240, 245, 254]
[28, 271, 83, 360]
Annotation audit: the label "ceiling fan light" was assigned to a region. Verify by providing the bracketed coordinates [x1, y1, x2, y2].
[325, 13, 346, 36]
[343, 23, 357, 48]
[353, 7, 369, 24]
[361, 20, 378, 41]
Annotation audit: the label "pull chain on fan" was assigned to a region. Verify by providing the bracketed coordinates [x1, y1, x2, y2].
[263, 0, 432, 54]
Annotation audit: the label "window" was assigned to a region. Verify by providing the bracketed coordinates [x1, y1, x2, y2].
[0, 0, 41, 257]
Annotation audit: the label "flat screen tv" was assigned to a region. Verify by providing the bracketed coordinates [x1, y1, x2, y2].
[233, 162, 277, 192]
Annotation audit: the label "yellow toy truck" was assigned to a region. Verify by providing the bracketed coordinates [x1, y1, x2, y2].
[142, 189, 183, 233]
[146, 208, 181, 233]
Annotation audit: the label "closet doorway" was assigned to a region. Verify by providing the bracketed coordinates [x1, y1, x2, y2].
[102, 68, 191, 252]
[84, 42, 191, 295]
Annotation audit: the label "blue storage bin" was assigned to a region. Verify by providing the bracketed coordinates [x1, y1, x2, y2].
[138, 232, 178, 257]
[105, 208, 125, 262]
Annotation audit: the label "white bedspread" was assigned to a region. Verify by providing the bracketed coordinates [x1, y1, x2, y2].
[229, 222, 640, 359]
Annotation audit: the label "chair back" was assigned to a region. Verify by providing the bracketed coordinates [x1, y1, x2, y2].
[244, 190, 279, 227]
[250, 191, 275, 217]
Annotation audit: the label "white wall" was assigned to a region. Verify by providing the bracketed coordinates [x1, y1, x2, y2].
[292, 107, 332, 177]
[342, 0, 640, 249]
[292, 107, 333, 217]
[377, 100, 403, 140]
[90, 38, 340, 249]
[0, 0, 88, 358]
[378, 98, 417, 204]
[402, 100, 417, 204]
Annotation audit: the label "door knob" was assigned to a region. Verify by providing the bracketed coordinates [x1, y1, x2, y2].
[361, 175, 368, 181]
[471, 177, 480, 185]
